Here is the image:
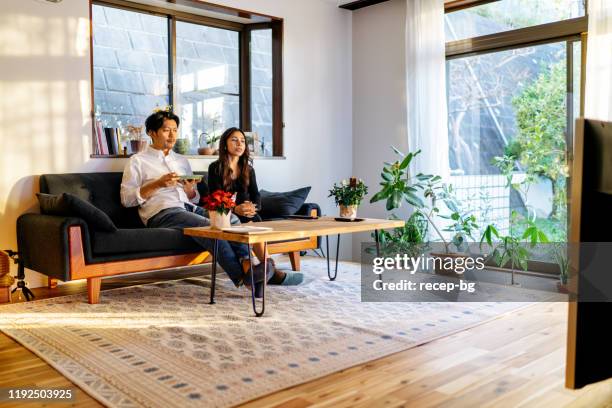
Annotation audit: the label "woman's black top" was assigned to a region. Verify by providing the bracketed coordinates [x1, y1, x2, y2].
[207, 160, 261, 222]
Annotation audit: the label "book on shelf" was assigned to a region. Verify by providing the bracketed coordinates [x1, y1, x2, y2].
[104, 128, 119, 155]
[95, 120, 108, 155]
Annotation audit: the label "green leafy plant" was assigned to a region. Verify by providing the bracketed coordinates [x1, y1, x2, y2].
[480, 211, 549, 285]
[368, 212, 429, 257]
[328, 178, 368, 206]
[440, 185, 479, 252]
[370, 147, 449, 251]
[549, 243, 569, 285]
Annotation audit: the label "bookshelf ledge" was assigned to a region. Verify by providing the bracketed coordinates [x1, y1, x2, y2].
[90, 154, 287, 160]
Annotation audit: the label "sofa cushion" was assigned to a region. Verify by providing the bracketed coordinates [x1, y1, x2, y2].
[41, 172, 212, 230]
[259, 187, 311, 218]
[37, 193, 117, 232]
[91, 228, 201, 255]
[41, 173, 144, 229]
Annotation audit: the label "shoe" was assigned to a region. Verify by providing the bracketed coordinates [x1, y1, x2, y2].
[279, 272, 304, 286]
[241, 258, 273, 286]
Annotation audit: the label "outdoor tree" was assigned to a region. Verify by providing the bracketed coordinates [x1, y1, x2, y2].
[509, 61, 568, 220]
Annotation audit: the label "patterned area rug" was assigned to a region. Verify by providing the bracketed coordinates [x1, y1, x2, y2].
[1, 257, 543, 408]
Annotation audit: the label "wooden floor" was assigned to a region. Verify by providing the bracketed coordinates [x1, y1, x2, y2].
[0, 267, 596, 408]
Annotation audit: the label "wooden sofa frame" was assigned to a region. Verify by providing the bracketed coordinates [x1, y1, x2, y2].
[48, 209, 319, 304]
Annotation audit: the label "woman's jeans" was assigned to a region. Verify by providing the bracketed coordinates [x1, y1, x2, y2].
[147, 206, 249, 286]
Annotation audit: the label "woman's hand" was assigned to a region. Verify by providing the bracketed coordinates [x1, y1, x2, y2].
[234, 201, 257, 218]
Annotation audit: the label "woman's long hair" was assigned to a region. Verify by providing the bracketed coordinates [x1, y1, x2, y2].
[217, 127, 252, 192]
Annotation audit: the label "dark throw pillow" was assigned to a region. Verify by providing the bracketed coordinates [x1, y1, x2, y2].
[259, 187, 311, 218]
[37, 192, 118, 232]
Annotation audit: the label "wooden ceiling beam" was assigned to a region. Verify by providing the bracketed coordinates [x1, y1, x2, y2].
[339, 0, 499, 12]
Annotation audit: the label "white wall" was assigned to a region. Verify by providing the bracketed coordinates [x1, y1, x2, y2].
[0, 0, 352, 288]
[351, 0, 410, 260]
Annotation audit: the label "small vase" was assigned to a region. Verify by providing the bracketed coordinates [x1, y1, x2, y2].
[173, 139, 190, 155]
[130, 140, 148, 154]
[339, 205, 358, 219]
[209, 211, 232, 230]
[198, 147, 215, 155]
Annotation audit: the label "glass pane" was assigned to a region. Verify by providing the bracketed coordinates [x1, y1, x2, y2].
[250, 29, 273, 157]
[446, 41, 569, 242]
[92, 4, 169, 129]
[175, 21, 239, 155]
[572, 40, 582, 126]
[445, 0, 585, 42]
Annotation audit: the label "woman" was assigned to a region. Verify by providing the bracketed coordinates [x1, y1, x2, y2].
[208, 127, 302, 286]
[207, 127, 261, 224]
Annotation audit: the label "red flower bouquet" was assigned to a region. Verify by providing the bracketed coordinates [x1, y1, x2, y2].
[202, 190, 236, 215]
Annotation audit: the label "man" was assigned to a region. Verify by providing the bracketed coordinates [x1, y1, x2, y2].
[120, 110, 273, 293]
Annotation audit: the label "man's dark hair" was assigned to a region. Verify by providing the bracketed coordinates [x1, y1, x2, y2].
[145, 110, 180, 134]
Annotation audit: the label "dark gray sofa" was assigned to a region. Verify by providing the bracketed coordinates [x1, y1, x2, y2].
[16, 172, 320, 303]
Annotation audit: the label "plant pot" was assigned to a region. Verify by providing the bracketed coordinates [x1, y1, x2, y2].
[339, 205, 358, 219]
[557, 281, 569, 294]
[173, 139, 190, 155]
[430, 252, 470, 276]
[130, 140, 148, 154]
[209, 211, 231, 230]
[198, 147, 215, 155]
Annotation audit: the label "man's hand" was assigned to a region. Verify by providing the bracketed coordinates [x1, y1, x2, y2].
[139, 173, 179, 200]
[156, 172, 180, 188]
[180, 178, 198, 199]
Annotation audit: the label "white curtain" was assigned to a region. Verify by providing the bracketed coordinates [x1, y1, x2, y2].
[585, 0, 612, 121]
[405, 0, 449, 179]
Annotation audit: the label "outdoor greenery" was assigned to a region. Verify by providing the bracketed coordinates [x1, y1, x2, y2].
[471, 0, 583, 30]
[493, 60, 568, 240]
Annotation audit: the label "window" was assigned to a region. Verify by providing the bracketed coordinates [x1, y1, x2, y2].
[91, 1, 283, 157]
[92, 5, 169, 129]
[446, 0, 585, 42]
[444, 1, 587, 243]
[175, 22, 240, 154]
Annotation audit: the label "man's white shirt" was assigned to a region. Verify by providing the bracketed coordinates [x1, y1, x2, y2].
[121, 145, 200, 225]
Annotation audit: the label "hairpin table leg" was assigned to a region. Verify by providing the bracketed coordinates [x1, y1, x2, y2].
[374, 229, 382, 281]
[249, 243, 266, 317]
[326, 234, 340, 281]
[209, 239, 218, 304]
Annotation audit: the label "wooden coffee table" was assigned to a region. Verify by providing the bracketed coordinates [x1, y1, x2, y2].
[184, 217, 404, 316]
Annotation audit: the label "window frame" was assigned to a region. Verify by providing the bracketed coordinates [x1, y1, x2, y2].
[89, 0, 284, 157]
[444, 1, 588, 274]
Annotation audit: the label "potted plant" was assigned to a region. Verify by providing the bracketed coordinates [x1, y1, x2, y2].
[197, 132, 215, 155]
[370, 148, 450, 245]
[550, 242, 569, 293]
[329, 177, 368, 219]
[202, 190, 236, 229]
[172, 137, 190, 155]
[368, 212, 429, 258]
[480, 211, 549, 286]
[428, 186, 481, 275]
[206, 133, 221, 155]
